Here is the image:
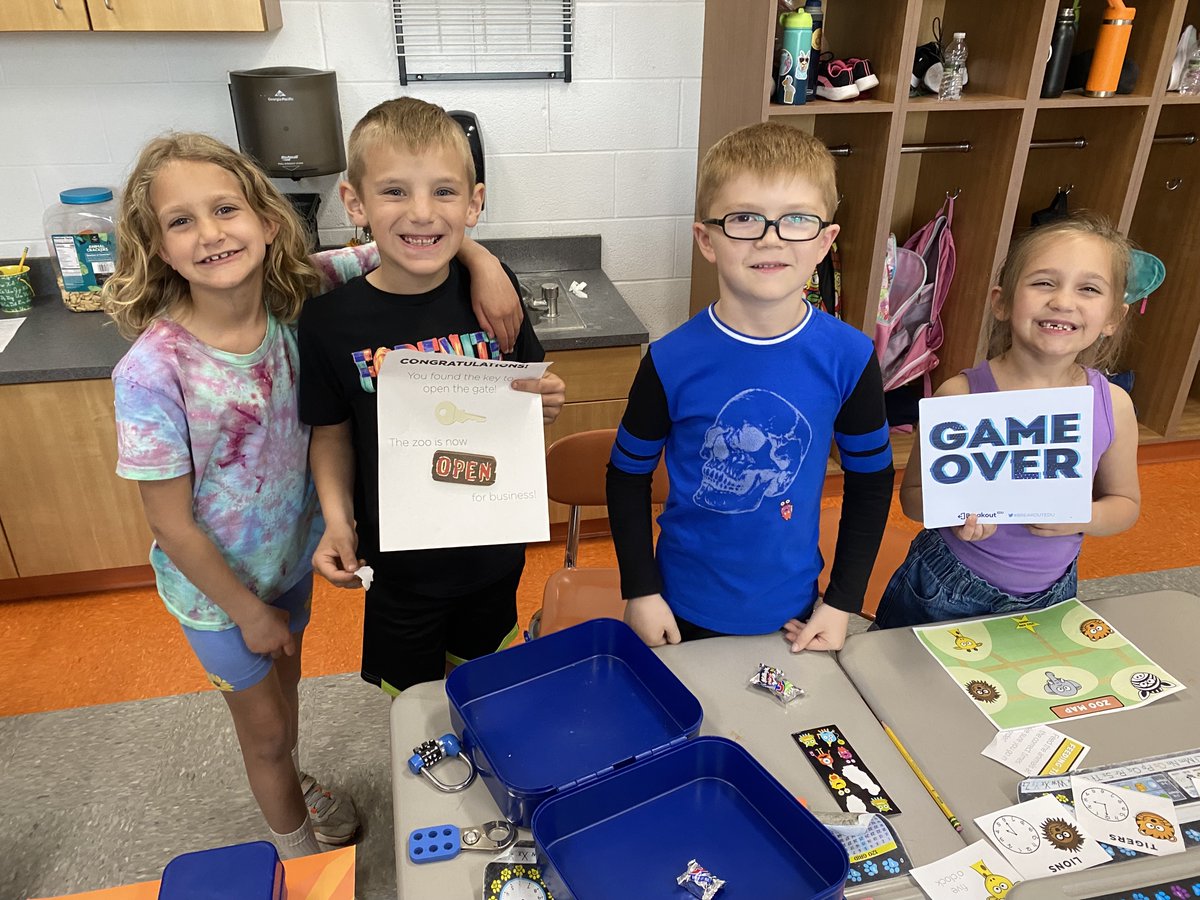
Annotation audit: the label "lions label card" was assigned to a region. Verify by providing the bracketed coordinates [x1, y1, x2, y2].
[1070, 776, 1186, 858]
[910, 840, 1022, 900]
[975, 794, 1110, 879]
[377, 350, 551, 551]
[919, 386, 1093, 528]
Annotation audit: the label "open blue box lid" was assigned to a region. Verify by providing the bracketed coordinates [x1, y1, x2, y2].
[446, 618, 704, 827]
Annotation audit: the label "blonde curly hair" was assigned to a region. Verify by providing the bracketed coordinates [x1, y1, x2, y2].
[103, 133, 318, 339]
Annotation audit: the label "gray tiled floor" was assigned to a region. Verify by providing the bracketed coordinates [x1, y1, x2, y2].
[3, 566, 1197, 900]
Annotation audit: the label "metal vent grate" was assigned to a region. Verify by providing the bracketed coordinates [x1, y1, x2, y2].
[393, 0, 573, 85]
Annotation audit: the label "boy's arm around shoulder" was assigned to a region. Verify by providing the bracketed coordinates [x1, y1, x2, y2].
[460, 238, 523, 353]
[309, 421, 365, 587]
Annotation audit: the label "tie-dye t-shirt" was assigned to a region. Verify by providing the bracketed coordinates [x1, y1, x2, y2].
[113, 314, 321, 631]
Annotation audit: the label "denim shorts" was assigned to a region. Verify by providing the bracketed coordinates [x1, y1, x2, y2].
[181, 572, 313, 692]
[873, 529, 1077, 629]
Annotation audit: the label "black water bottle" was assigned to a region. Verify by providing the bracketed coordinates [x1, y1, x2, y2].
[1041, 8, 1076, 98]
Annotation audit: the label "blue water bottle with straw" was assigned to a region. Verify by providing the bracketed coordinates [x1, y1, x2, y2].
[775, 11, 813, 105]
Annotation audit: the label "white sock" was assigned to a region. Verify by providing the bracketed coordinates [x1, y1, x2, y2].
[271, 817, 321, 859]
[292, 744, 301, 779]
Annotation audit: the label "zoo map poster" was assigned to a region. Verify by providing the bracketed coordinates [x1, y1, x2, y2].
[914, 599, 1184, 731]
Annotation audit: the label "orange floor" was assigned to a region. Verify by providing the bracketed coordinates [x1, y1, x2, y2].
[3, 457, 1197, 718]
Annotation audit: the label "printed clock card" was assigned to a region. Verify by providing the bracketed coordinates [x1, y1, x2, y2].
[376, 350, 551, 551]
[975, 794, 1110, 879]
[918, 386, 1092, 528]
[914, 598, 1184, 730]
[1070, 776, 1186, 858]
[910, 840, 1022, 900]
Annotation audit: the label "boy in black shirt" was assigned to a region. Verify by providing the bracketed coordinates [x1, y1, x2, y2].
[299, 98, 565, 694]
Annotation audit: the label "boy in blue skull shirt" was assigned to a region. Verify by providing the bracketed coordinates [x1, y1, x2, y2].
[607, 123, 894, 652]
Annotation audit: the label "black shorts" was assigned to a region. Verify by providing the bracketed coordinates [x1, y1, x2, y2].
[361, 562, 523, 694]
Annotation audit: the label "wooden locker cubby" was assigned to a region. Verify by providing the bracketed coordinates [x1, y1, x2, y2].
[691, 0, 1200, 459]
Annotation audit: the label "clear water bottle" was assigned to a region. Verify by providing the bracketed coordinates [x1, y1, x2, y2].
[939, 32, 968, 101]
[1180, 45, 1200, 96]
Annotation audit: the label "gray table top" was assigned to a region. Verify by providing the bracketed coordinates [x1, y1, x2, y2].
[838, 591, 1200, 899]
[390, 631, 966, 899]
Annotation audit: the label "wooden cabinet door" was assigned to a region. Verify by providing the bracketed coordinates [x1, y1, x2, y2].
[0, 0, 91, 31]
[0, 380, 154, 577]
[85, 0, 281, 31]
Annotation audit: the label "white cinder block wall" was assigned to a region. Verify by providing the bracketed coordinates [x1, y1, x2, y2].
[0, 0, 704, 339]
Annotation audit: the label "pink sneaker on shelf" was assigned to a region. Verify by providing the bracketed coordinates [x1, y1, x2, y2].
[816, 58, 860, 101]
[847, 58, 880, 93]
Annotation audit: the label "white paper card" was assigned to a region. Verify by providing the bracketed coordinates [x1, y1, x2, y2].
[1071, 775, 1186, 857]
[919, 386, 1093, 528]
[0, 317, 25, 352]
[911, 840, 1022, 900]
[376, 350, 551, 551]
[982, 726, 1090, 777]
[975, 794, 1110, 879]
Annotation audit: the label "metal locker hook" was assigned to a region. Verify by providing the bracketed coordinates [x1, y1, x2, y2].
[1166, 178, 1183, 191]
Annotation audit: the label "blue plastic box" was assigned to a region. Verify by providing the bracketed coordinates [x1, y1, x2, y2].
[158, 840, 286, 900]
[445, 617, 703, 827]
[446, 619, 849, 899]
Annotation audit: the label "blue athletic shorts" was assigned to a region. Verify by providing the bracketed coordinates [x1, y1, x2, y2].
[181, 573, 313, 692]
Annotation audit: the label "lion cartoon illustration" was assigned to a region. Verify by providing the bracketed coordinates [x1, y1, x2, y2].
[1134, 811, 1177, 842]
[1041, 818, 1085, 851]
[1079, 618, 1113, 642]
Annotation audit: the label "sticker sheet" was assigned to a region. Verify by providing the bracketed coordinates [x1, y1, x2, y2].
[1070, 776, 1186, 858]
[974, 794, 1110, 879]
[793, 725, 901, 816]
[914, 598, 1184, 730]
[910, 840, 1022, 900]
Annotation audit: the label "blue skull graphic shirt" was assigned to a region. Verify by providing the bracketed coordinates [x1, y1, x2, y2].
[608, 302, 894, 634]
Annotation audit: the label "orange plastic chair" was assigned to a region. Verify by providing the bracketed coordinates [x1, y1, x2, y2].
[531, 428, 668, 638]
[816, 504, 912, 620]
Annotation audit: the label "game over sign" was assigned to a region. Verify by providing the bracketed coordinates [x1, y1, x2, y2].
[919, 386, 1094, 529]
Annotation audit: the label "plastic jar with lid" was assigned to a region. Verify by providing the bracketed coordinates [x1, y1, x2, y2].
[43, 187, 118, 312]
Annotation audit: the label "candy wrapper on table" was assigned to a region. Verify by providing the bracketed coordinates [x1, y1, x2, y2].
[678, 859, 725, 898]
[751, 662, 805, 704]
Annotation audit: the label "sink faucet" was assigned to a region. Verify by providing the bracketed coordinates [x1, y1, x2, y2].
[540, 282, 560, 318]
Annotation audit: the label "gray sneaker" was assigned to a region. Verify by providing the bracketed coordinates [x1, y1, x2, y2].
[300, 773, 359, 845]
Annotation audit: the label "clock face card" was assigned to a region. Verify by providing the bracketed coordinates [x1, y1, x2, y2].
[793, 725, 901, 816]
[1070, 776, 1186, 858]
[975, 794, 1110, 879]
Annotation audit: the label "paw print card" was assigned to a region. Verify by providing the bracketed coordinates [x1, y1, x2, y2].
[1070, 776, 1186, 858]
[975, 794, 1111, 879]
[793, 725, 901, 816]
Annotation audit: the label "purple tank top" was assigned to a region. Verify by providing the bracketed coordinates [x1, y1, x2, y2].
[939, 360, 1114, 595]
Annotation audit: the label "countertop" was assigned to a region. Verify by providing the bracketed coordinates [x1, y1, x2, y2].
[0, 236, 648, 386]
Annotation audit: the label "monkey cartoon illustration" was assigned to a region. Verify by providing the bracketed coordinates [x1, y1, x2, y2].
[1041, 818, 1085, 851]
[1079, 618, 1113, 642]
[970, 860, 1015, 899]
[950, 629, 984, 652]
[1134, 812, 1178, 842]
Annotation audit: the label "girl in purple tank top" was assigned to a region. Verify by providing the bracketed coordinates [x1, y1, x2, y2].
[875, 213, 1142, 629]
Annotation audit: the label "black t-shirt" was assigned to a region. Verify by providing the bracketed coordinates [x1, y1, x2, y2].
[298, 259, 544, 597]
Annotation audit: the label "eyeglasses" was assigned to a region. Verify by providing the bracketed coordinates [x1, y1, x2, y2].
[702, 212, 832, 242]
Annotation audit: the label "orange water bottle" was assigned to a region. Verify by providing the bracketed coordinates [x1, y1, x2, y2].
[1084, 0, 1136, 97]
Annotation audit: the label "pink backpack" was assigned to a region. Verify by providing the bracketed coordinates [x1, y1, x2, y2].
[875, 194, 956, 393]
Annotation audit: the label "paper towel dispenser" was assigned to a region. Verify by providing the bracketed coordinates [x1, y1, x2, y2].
[229, 67, 346, 180]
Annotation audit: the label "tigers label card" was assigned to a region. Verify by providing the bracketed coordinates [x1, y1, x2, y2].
[975, 794, 1110, 879]
[793, 725, 901, 816]
[1070, 776, 1185, 858]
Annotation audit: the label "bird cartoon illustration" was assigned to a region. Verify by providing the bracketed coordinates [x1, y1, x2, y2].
[970, 860, 1015, 899]
[950, 629, 983, 652]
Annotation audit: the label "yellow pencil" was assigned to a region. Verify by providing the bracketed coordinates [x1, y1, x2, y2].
[881, 722, 962, 833]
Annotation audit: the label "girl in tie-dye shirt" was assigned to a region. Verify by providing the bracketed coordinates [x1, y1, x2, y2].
[102, 133, 357, 859]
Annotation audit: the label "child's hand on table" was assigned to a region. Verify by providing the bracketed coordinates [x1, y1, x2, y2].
[625, 593, 681, 647]
[783, 602, 850, 652]
[512, 372, 566, 424]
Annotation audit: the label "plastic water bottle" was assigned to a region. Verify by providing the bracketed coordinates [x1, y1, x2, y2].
[774, 11, 812, 105]
[1180, 45, 1200, 95]
[939, 32, 968, 101]
[803, 0, 823, 99]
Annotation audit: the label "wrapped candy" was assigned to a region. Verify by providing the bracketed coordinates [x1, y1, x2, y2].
[677, 859, 725, 899]
[750, 662, 804, 704]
